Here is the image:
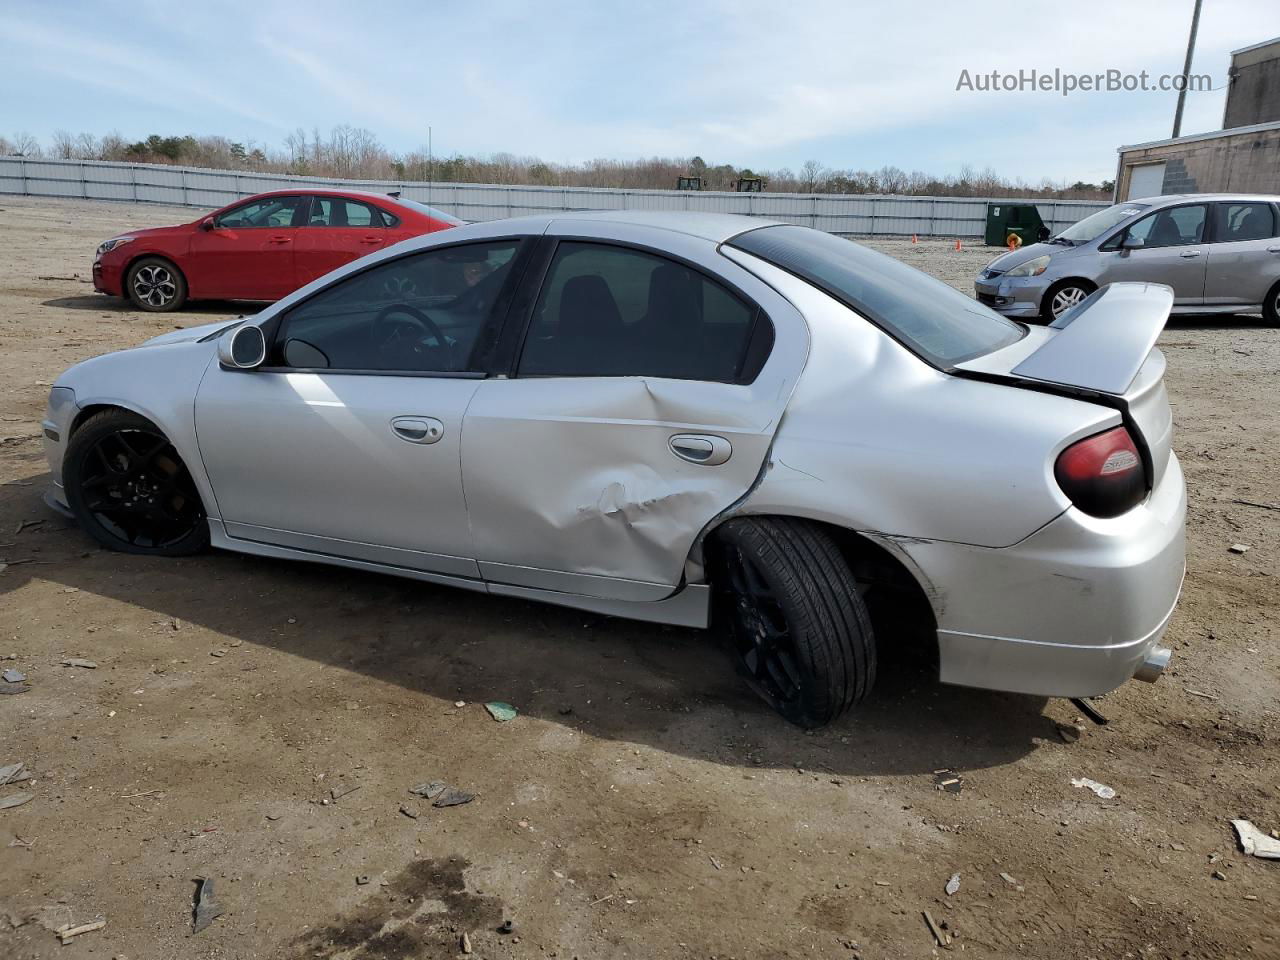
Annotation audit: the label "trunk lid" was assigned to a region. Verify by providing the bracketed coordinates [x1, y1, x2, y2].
[956, 282, 1175, 487]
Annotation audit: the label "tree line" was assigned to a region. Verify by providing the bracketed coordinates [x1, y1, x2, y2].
[1, 127, 1114, 200]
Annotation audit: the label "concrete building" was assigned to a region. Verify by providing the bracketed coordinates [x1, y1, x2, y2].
[1114, 38, 1280, 201]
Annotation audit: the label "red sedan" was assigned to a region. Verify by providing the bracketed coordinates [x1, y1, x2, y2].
[93, 189, 462, 311]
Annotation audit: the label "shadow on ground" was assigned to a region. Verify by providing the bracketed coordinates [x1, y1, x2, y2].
[42, 294, 260, 315]
[1164, 312, 1271, 331]
[1, 468, 1055, 779]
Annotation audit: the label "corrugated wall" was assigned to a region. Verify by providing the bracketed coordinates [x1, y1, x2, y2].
[0, 157, 1109, 238]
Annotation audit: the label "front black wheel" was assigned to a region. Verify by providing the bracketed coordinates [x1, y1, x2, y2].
[1263, 281, 1280, 326]
[712, 518, 875, 727]
[63, 409, 209, 555]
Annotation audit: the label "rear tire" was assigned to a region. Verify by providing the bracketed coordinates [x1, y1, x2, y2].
[64, 409, 209, 556]
[1041, 279, 1095, 323]
[1263, 281, 1280, 326]
[712, 517, 875, 727]
[125, 256, 188, 312]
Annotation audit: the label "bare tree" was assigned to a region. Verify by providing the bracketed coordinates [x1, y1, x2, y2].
[798, 159, 827, 192]
[51, 130, 76, 159]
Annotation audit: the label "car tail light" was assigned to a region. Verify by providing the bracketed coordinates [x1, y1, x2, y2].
[1054, 426, 1147, 518]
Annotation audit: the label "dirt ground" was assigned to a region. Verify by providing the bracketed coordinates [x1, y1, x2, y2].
[0, 195, 1277, 960]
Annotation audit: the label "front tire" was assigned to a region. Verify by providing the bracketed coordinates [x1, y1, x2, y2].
[63, 409, 209, 556]
[1263, 281, 1280, 326]
[712, 518, 875, 727]
[125, 256, 188, 312]
[1041, 279, 1095, 323]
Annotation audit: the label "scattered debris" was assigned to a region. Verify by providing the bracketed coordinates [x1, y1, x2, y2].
[998, 871, 1022, 890]
[589, 894, 616, 906]
[57, 918, 106, 945]
[484, 701, 518, 722]
[1056, 723, 1082, 743]
[460, 931, 473, 954]
[1071, 777, 1117, 800]
[945, 873, 961, 896]
[0, 763, 28, 785]
[2, 669, 26, 683]
[192, 878, 225, 933]
[922, 910, 950, 947]
[329, 784, 361, 802]
[558, 705, 574, 716]
[0, 682, 30, 695]
[1186, 688, 1220, 701]
[409, 780, 447, 799]
[210, 649, 226, 658]
[1070, 697, 1109, 726]
[1212, 869, 1228, 881]
[1228, 543, 1251, 554]
[1232, 498, 1280, 512]
[0, 791, 34, 810]
[433, 787, 475, 808]
[14, 519, 43, 536]
[399, 804, 419, 820]
[499, 919, 515, 934]
[356, 875, 371, 886]
[709, 855, 723, 870]
[61, 658, 98, 669]
[933, 770, 963, 794]
[1232, 819, 1280, 860]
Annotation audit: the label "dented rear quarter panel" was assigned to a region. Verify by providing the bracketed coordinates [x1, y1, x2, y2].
[721, 249, 1121, 550]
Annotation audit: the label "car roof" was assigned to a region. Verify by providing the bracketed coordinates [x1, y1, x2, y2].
[1133, 193, 1280, 205]
[241, 187, 410, 205]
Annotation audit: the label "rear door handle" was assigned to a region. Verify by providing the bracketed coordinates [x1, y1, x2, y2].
[1179, 250, 1200, 258]
[359, 235, 382, 244]
[268, 235, 292, 245]
[669, 434, 732, 466]
[391, 416, 444, 444]
[1268, 246, 1280, 253]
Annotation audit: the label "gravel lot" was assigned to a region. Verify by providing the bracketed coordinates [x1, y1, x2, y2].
[1, 196, 1277, 960]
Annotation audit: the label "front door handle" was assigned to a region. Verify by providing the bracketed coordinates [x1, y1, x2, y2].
[669, 434, 732, 466]
[1178, 250, 1200, 258]
[1267, 246, 1280, 254]
[268, 235, 292, 245]
[391, 416, 444, 444]
[359, 235, 382, 244]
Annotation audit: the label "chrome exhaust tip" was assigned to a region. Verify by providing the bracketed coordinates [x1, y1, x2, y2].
[1133, 646, 1172, 683]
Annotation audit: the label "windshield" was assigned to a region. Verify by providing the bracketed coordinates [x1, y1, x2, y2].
[391, 198, 464, 225]
[729, 225, 1024, 367]
[1055, 203, 1148, 243]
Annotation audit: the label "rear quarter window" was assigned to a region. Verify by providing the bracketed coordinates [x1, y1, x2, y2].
[728, 225, 1024, 366]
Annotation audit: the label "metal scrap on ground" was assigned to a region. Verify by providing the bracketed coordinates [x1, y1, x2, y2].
[409, 780, 447, 799]
[0, 791, 35, 810]
[0, 762, 29, 785]
[192, 877, 225, 933]
[1232, 819, 1280, 860]
[433, 786, 475, 807]
[61, 658, 98, 669]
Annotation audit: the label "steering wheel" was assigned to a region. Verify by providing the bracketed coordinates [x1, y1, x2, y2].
[370, 304, 452, 369]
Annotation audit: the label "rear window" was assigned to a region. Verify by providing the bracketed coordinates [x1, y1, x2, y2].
[728, 225, 1024, 366]
[390, 198, 464, 225]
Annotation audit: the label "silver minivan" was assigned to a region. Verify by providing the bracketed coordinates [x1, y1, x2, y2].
[975, 194, 1280, 323]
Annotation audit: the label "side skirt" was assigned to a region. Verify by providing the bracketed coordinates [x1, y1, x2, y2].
[209, 521, 711, 629]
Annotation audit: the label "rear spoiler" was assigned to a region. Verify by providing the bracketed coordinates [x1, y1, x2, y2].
[1005, 282, 1173, 396]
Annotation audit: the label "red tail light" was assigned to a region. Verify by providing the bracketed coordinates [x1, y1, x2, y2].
[1054, 426, 1147, 518]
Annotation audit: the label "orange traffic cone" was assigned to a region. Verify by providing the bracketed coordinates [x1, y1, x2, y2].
[911, 234, 918, 244]
[954, 238, 963, 251]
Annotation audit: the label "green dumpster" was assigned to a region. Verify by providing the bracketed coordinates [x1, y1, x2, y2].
[984, 203, 1049, 247]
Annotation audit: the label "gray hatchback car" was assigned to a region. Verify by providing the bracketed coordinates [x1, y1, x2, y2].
[975, 194, 1280, 323]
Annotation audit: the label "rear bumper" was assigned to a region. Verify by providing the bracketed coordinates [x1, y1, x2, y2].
[892, 452, 1187, 698]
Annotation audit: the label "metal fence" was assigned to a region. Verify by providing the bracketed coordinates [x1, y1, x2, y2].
[0, 156, 1110, 238]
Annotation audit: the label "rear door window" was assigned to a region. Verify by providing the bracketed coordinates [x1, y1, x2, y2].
[517, 242, 767, 382]
[728, 225, 1022, 367]
[307, 197, 382, 228]
[1212, 202, 1275, 242]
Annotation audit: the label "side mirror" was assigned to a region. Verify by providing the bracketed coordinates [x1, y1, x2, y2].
[1121, 235, 1145, 251]
[217, 324, 267, 370]
[200, 217, 216, 232]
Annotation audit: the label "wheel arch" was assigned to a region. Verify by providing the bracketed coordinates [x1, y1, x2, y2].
[699, 512, 939, 665]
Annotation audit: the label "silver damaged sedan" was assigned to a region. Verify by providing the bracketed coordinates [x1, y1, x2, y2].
[42, 212, 1186, 727]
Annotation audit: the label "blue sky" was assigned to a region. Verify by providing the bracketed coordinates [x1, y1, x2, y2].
[2, 0, 1275, 183]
